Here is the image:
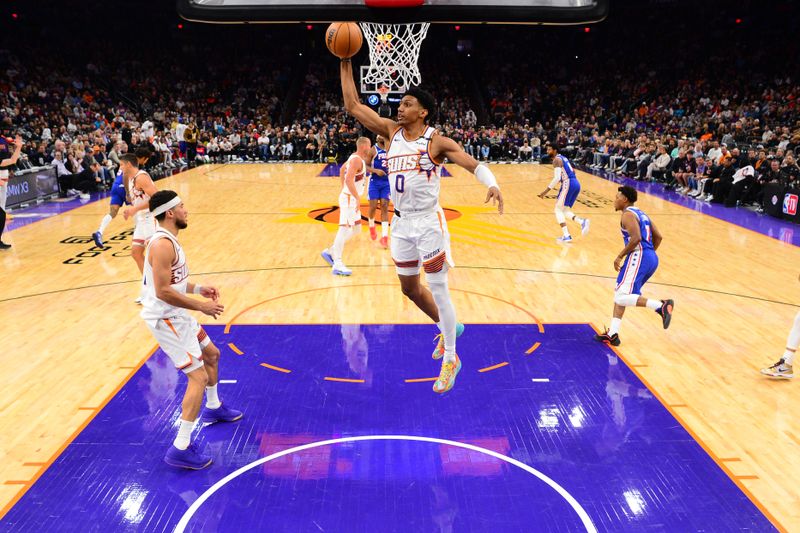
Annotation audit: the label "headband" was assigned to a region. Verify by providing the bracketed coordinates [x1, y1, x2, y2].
[150, 196, 181, 218]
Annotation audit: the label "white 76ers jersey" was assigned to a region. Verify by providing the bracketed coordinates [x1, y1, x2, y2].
[386, 126, 443, 212]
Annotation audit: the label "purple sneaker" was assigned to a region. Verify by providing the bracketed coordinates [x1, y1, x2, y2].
[164, 443, 212, 470]
[201, 403, 243, 424]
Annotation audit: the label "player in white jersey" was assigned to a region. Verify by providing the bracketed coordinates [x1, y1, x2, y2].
[121, 153, 158, 286]
[0, 135, 23, 250]
[761, 273, 800, 379]
[142, 190, 242, 469]
[340, 59, 503, 394]
[321, 137, 371, 276]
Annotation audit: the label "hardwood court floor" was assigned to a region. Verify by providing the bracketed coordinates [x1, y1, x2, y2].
[0, 162, 798, 530]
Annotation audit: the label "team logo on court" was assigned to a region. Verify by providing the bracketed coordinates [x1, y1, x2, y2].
[307, 205, 462, 224]
[783, 193, 798, 216]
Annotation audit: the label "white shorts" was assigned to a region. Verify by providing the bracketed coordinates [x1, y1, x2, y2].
[133, 216, 157, 247]
[338, 191, 361, 226]
[145, 314, 211, 373]
[390, 208, 454, 280]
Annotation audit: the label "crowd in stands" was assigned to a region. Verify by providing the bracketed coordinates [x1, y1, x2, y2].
[1, 1, 798, 217]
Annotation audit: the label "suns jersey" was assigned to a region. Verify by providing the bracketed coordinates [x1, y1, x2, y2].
[140, 228, 190, 320]
[371, 145, 388, 179]
[621, 207, 655, 252]
[341, 154, 366, 196]
[386, 126, 443, 213]
[128, 170, 155, 227]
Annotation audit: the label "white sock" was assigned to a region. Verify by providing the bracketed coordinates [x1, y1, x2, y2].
[645, 299, 662, 311]
[173, 419, 195, 450]
[205, 384, 221, 409]
[783, 312, 800, 364]
[608, 317, 622, 336]
[561, 226, 570, 237]
[430, 281, 457, 361]
[571, 214, 584, 224]
[98, 214, 112, 234]
[331, 226, 352, 262]
[368, 218, 375, 228]
[381, 221, 388, 238]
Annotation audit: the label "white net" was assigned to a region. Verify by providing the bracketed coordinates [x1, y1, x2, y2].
[358, 22, 430, 94]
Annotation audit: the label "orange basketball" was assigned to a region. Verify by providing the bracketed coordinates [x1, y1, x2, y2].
[325, 22, 363, 59]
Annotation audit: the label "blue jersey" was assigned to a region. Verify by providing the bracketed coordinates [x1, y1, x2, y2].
[109, 172, 129, 206]
[372, 146, 388, 179]
[554, 154, 581, 207]
[556, 154, 578, 183]
[621, 207, 655, 251]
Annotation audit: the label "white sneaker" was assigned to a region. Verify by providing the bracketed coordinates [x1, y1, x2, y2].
[761, 359, 793, 379]
[332, 263, 352, 276]
[134, 297, 143, 305]
[580, 218, 590, 236]
[556, 235, 573, 244]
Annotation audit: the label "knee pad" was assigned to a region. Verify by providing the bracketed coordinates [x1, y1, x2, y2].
[614, 291, 639, 307]
[554, 206, 566, 224]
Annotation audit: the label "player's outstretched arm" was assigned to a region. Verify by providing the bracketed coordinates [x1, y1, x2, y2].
[431, 135, 503, 214]
[340, 59, 395, 139]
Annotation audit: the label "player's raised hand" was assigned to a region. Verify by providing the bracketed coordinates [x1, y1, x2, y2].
[200, 286, 220, 301]
[199, 300, 224, 319]
[485, 186, 504, 214]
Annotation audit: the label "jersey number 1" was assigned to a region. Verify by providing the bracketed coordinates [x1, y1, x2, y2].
[395, 174, 405, 193]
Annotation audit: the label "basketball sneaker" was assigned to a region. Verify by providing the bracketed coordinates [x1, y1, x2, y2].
[321, 249, 334, 266]
[201, 403, 243, 424]
[580, 218, 591, 236]
[369, 226, 377, 240]
[556, 235, 573, 244]
[92, 231, 104, 248]
[655, 299, 674, 329]
[433, 354, 462, 394]
[432, 322, 465, 359]
[332, 263, 352, 276]
[594, 329, 621, 346]
[760, 359, 793, 379]
[379, 236, 388, 248]
[164, 443, 212, 470]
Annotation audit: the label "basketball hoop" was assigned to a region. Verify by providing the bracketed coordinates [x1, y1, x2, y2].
[359, 21, 430, 94]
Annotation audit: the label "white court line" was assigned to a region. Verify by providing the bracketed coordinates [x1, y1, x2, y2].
[218, 380, 237, 384]
[174, 435, 597, 533]
[531, 378, 550, 382]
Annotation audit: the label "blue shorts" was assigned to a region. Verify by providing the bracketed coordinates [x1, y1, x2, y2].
[369, 178, 390, 201]
[616, 248, 659, 295]
[110, 176, 128, 206]
[557, 179, 581, 208]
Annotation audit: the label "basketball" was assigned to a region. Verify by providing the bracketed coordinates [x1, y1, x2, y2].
[325, 22, 363, 59]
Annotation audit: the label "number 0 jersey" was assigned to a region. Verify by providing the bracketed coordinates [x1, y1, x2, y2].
[385, 126, 444, 213]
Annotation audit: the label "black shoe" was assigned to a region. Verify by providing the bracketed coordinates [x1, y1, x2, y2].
[594, 330, 620, 346]
[0, 242, 11, 250]
[656, 299, 674, 329]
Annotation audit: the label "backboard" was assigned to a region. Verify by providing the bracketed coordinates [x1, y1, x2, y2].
[177, 0, 609, 25]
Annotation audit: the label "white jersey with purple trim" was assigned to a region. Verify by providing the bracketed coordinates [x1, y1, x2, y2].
[341, 153, 366, 196]
[385, 126, 443, 213]
[140, 227, 190, 321]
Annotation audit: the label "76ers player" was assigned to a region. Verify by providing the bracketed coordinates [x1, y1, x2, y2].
[142, 190, 242, 469]
[340, 59, 503, 393]
[594, 186, 674, 346]
[367, 135, 390, 248]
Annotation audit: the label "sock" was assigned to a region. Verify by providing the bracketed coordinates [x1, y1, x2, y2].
[783, 312, 800, 365]
[429, 281, 457, 361]
[571, 214, 584, 224]
[608, 317, 622, 336]
[98, 213, 112, 234]
[205, 384, 221, 409]
[646, 299, 662, 311]
[368, 218, 375, 228]
[381, 221, 388, 237]
[561, 225, 570, 237]
[173, 419, 195, 450]
[331, 226, 352, 263]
